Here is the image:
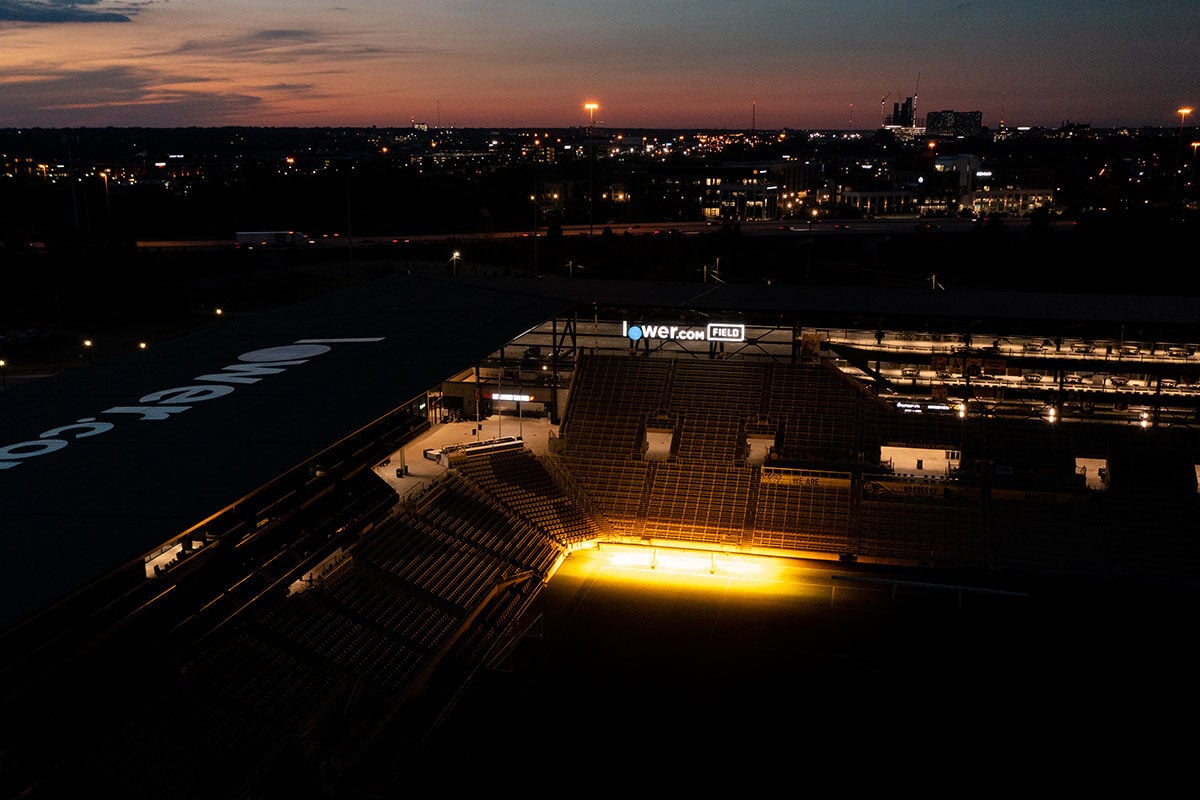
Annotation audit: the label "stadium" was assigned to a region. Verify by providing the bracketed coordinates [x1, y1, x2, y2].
[2, 273, 1198, 798]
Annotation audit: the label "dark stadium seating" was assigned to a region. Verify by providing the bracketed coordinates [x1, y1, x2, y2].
[553, 351, 1200, 578]
[447, 448, 602, 548]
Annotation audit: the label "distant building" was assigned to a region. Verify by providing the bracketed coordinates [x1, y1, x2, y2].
[883, 96, 926, 139]
[935, 153, 982, 189]
[971, 186, 1055, 216]
[837, 188, 917, 216]
[971, 166, 1056, 215]
[700, 164, 780, 221]
[890, 96, 918, 128]
[925, 110, 983, 138]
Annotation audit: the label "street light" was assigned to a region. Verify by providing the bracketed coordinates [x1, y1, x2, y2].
[530, 190, 539, 274]
[1190, 141, 1200, 199]
[450, 250, 461, 276]
[806, 207, 818, 279]
[584, 101, 599, 238]
[99, 170, 110, 217]
[1175, 107, 1193, 203]
[0, 358, 7, 390]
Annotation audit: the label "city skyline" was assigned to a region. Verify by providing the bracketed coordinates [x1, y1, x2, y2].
[0, 1, 1196, 131]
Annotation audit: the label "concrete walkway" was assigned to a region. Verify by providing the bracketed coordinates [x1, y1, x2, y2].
[371, 413, 556, 501]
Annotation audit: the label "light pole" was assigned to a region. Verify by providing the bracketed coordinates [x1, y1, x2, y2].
[806, 207, 818, 280]
[530, 188, 538, 274]
[1174, 107, 1192, 203]
[99, 170, 110, 218]
[584, 101, 599, 238]
[450, 250, 461, 276]
[0, 358, 7, 390]
[1191, 141, 1200, 200]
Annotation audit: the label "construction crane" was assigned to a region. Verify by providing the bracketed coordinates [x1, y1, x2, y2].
[913, 72, 921, 128]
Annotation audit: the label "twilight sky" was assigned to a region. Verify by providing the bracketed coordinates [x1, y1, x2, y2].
[1, 0, 1196, 130]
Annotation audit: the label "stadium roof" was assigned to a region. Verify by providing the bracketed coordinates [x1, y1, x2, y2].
[3, 273, 1199, 630]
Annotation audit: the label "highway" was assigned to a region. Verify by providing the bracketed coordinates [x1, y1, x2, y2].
[134, 215, 1053, 250]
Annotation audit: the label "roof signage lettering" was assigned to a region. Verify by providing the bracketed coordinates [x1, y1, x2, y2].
[0, 338, 384, 471]
[623, 320, 744, 343]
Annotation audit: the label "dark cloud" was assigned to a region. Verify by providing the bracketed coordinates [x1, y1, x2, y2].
[169, 28, 404, 63]
[0, 64, 265, 126]
[0, 0, 137, 23]
[257, 83, 318, 93]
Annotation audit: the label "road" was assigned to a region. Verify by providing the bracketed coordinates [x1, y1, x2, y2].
[134, 216, 1053, 251]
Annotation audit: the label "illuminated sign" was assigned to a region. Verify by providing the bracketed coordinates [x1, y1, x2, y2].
[707, 324, 745, 342]
[489, 393, 533, 402]
[0, 338, 384, 471]
[623, 320, 745, 343]
[762, 466, 852, 489]
[896, 401, 955, 415]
